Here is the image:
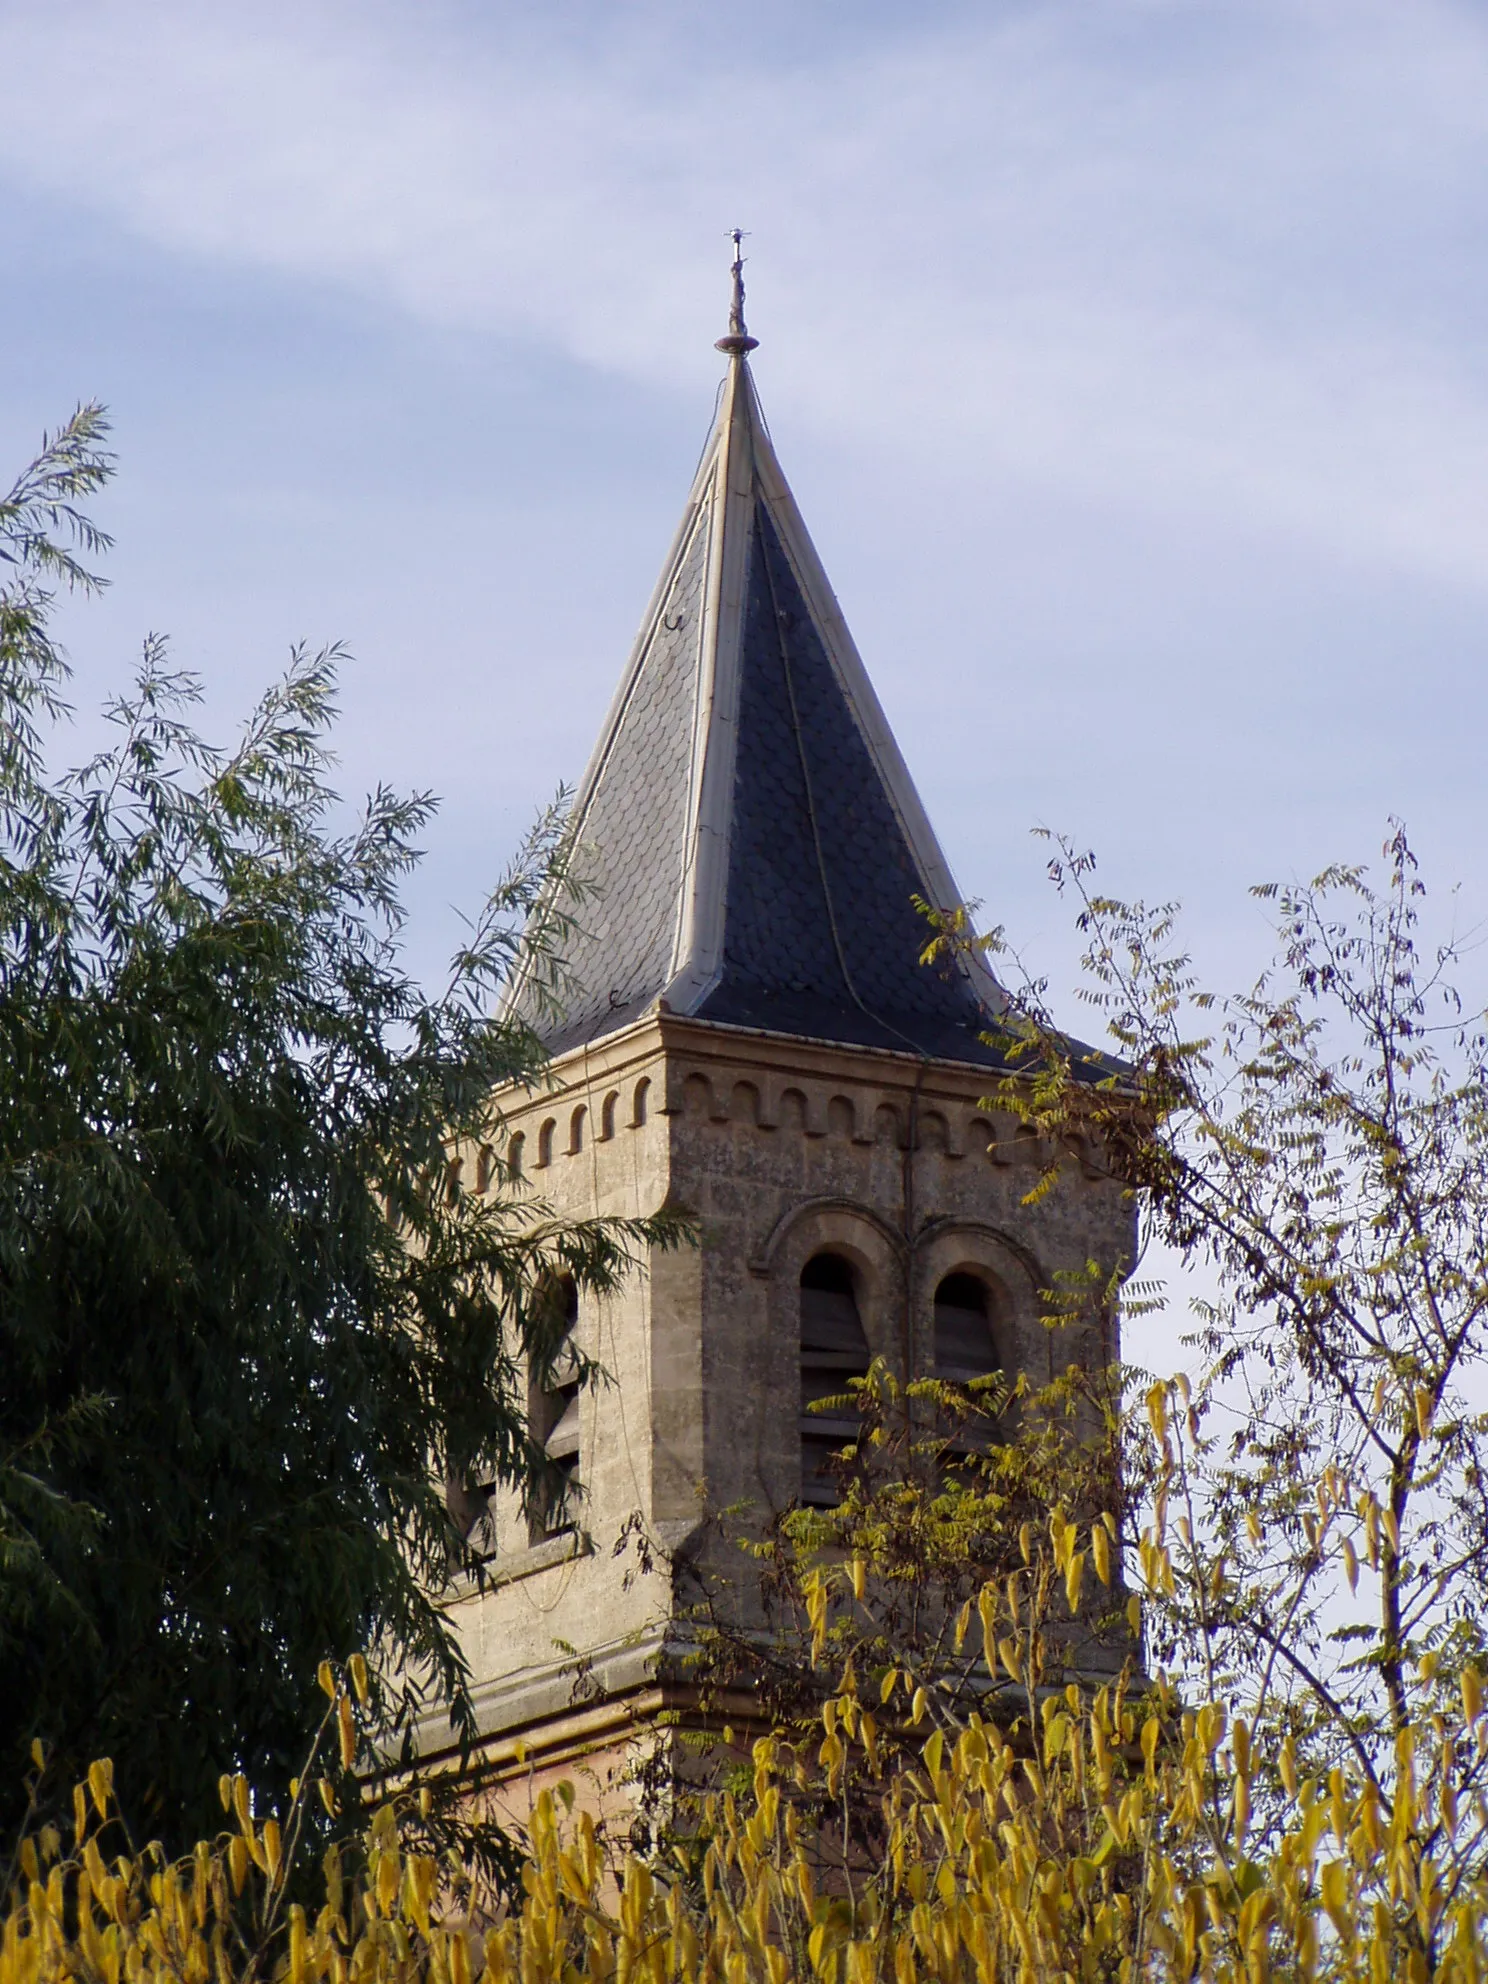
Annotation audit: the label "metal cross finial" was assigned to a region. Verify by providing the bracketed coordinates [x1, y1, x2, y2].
[727, 228, 747, 334]
[715, 228, 759, 356]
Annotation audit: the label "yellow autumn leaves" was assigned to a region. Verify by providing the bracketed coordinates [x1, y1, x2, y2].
[9, 1530, 1488, 1983]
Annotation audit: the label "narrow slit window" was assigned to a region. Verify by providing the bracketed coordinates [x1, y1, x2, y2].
[799, 1253, 870, 1507]
[531, 1277, 582, 1541]
[446, 1472, 497, 1558]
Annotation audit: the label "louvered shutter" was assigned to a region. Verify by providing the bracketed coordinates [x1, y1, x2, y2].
[933, 1275, 998, 1383]
[799, 1258, 870, 1506]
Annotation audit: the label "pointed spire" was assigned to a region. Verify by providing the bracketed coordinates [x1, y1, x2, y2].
[714, 228, 759, 356]
[518, 295, 1006, 1065]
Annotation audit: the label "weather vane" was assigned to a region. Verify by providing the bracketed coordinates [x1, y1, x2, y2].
[715, 228, 759, 356]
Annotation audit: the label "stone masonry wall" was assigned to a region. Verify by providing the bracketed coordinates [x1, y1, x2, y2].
[433, 1011, 1134, 1779]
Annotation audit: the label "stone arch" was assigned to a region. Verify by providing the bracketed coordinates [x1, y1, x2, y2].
[476, 1144, 495, 1194]
[759, 1201, 905, 1369]
[599, 1091, 619, 1141]
[535, 1118, 556, 1168]
[682, 1072, 714, 1119]
[568, 1104, 587, 1155]
[631, 1076, 651, 1127]
[508, 1130, 525, 1177]
[753, 1197, 908, 1281]
[755, 1202, 907, 1516]
[826, 1094, 855, 1139]
[913, 1221, 1044, 1391]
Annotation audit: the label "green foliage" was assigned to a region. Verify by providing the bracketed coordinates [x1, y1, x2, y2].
[0, 409, 683, 1853]
[673, 1353, 1130, 1841]
[17, 1629, 1488, 1980]
[945, 823, 1488, 1842]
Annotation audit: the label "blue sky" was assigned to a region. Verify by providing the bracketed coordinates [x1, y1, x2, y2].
[3, 0, 1487, 1013]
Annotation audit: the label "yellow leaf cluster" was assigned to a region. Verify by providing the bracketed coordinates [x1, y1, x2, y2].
[9, 1653, 1488, 1984]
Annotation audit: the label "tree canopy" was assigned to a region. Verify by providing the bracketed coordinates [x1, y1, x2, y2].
[967, 825, 1488, 1840]
[0, 407, 678, 1848]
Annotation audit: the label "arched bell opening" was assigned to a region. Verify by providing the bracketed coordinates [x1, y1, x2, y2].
[933, 1272, 999, 1384]
[799, 1252, 871, 1507]
[931, 1270, 1004, 1454]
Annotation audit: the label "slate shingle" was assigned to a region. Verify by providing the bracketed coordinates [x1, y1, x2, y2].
[535, 510, 706, 1054]
[525, 365, 1009, 1071]
[695, 510, 1002, 1065]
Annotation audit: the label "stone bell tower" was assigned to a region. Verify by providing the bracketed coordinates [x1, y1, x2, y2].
[430, 254, 1134, 1822]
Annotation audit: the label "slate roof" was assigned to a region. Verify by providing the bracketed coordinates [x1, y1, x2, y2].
[517, 346, 1011, 1068]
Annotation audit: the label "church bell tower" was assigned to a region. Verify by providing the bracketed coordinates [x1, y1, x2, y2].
[433, 249, 1134, 1824]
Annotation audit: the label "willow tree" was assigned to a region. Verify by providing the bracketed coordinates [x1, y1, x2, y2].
[0, 408, 677, 1849]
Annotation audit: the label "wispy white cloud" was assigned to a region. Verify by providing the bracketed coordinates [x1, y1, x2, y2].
[3, 0, 1488, 589]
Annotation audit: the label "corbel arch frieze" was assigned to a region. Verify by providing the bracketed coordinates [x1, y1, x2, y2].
[916, 1107, 965, 1158]
[671, 1066, 731, 1120]
[660, 1066, 885, 1143]
[770, 1082, 827, 1137]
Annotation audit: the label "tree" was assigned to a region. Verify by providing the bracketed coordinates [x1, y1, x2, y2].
[650, 825, 1488, 1969]
[974, 826, 1488, 1882]
[674, 1359, 1129, 1827]
[20, 1641, 1488, 1984]
[0, 408, 681, 1849]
